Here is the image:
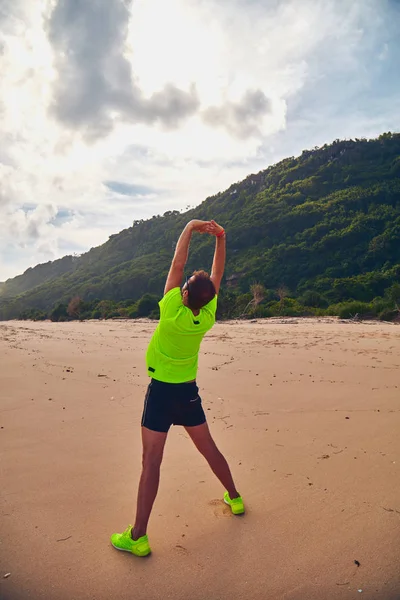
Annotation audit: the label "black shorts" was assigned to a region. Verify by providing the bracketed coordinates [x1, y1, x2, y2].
[141, 379, 206, 433]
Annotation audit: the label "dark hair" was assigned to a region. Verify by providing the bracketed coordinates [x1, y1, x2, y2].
[187, 270, 216, 310]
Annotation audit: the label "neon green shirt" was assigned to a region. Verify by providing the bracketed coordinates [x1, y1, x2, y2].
[146, 287, 218, 383]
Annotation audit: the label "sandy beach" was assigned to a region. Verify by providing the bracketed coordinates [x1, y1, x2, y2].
[1, 318, 399, 600]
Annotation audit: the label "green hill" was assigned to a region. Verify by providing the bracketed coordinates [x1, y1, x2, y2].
[1, 132, 400, 322]
[0, 255, 78, 298]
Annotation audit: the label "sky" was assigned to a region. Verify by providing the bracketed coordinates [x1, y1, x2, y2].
[0, 0, 399, 281]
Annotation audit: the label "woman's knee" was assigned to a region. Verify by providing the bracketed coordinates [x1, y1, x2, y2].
[142, 448, 164, 469]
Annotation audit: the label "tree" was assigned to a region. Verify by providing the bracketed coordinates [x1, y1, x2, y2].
[49, 303, 68, 322]
[385, 283, 400, 308]
[299, 290, 328, 308]
[136, 294, 159, 317]
[67, 296, 84, 319]
[238, 284, 265, 317]
[250, 283, 266, 307]
[96, 300, 115, 319]
[277, 286, 289, 313]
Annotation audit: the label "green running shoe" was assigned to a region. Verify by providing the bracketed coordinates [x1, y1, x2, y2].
[110, 525, 151, 557]
[224, 492, 245, 515]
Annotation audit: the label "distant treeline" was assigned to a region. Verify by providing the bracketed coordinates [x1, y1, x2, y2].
[18, 281, 400, 322]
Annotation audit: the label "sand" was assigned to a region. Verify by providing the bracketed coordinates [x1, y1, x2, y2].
[0, 317, 399, 600]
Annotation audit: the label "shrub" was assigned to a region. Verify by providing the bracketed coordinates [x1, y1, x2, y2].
[265, 298, 308, 317]
[234, 293, 253, 316]
[136, 294, 159, 317]
[79, 310, 92, 320]
[299, 290, 329, 308]
[18, 309, 48, 321]
[250, 306, 273, 318]
[335, 301, 373, 319]
[313, 308, 329, 316]
[384, 283, 400, 305]
[96, 300, 116, 319]
[107, 310, 121, 319]
[127, 306, 139, 318]
[49, 303, 68, 322]
[378, 309, 399, 322]
[370, 297, 390, 315]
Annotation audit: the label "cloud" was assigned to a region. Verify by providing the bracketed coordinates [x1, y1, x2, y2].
[8, 203, 57, 242]
[138, 83, 199, 129]
[0, 162, 30, 208]
[378, 42, 389, 61]
[46, 0, 199, 140]
[202, 89, 272, 139]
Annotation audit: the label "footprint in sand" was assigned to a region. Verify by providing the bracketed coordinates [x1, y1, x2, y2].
[208, 499, 231, 517]
[174, 544, 189, 555]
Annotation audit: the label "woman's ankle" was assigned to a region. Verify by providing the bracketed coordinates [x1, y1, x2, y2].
[228, 489, 240, 500]
[131, 526, 146, 540]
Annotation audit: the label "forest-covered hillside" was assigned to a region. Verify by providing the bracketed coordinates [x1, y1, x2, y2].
[1, 132, 399, 321]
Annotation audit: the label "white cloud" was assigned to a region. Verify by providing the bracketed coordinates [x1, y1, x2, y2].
[0, 0, 399, 281]
[378, 42, 389, 61]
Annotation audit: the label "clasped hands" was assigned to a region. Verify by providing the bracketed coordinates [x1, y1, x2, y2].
[189, 219, 224, 236]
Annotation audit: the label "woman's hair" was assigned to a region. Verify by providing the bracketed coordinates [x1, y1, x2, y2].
[187, 270, 216, 310]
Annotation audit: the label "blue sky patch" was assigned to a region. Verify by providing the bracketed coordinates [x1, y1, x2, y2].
[104, 181, 157, 197]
